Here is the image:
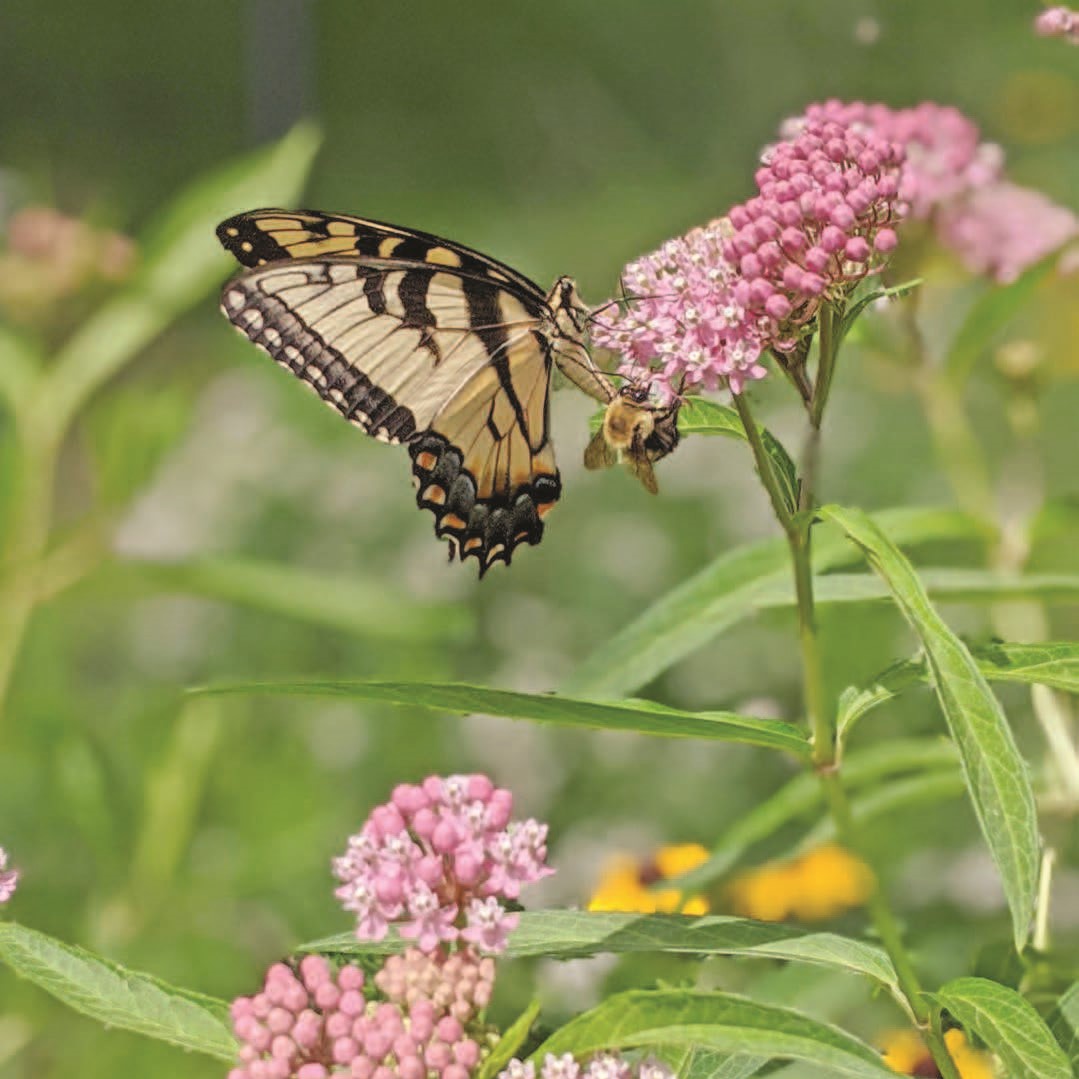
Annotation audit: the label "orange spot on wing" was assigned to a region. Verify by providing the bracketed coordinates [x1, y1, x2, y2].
[422, 485, 446, 505]
[441, 514, 467, 531]
[416, 451, 438, 471]
[536, 501, 556, 519]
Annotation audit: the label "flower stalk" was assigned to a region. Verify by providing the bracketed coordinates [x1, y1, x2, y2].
[736, 309, 964, 1079]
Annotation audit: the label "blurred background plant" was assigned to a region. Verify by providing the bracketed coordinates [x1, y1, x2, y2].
[1, 3, 1078, 1077]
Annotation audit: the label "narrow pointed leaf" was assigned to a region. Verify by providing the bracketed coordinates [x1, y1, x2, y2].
[191, 680, 810, 756]
[533, 989, 896, 1077]
[659, 1047, 766, 1079]
[822, 505, 1040, 949]
[839, 641, 1079, 739]
[45, 122, 321, 430]
[1047, 982, 1079, 1068]
[0, 922, 235, 1060]
[566, 507, 981, 697]
[478, 999, 541, 1079]
[762, 570, 1079, 611]
[306, 910, 897, 997]
[935, 977, 1072, 1079]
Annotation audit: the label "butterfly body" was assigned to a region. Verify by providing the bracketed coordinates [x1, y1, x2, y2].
[217, 209, 677, 574]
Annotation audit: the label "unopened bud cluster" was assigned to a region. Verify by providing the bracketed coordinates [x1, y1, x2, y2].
[374, 947, 496, 1024]
[229, 953, 489, 1079]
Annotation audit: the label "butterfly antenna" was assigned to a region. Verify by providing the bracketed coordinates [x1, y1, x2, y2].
[585, 291, 674, 326]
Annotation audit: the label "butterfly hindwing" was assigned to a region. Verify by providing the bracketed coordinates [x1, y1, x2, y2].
[219, 248, 562, 572]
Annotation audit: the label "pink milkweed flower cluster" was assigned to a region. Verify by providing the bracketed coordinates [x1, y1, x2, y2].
[589, 221, 768, 397]
[333, 774, 553, 955]
[374, 947, 496, 1023]
[590, 103, 906, 399]
[499, 1053, 675, 1079]
[230, 953, 491, 1079]
[795, 100, 1079, 283]
[790, 101, 1004, 220]
[1035, 6, 1079, 42]
[0, 848, 18, 904]
[936, 181, 1079, 284]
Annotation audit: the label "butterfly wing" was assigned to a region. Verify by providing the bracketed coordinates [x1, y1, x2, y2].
[219, 255, 560, 572]
[217, 208, 542, 296]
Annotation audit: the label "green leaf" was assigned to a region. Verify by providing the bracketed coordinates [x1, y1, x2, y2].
[191, 680, 811, 757]
[803, 770, 966, 847]
[659, 1047, 766, 1079]
[944, 254, 1057, 384]
[839, 641, 1079, 740]
[677, 398, 799, 515]
[566, 506, 982, 698]
[122, 556, 473, 643]
[837, 278, 922, 348]
[822, 505, 1040, 950]
[478, 999, 541, 1079]
[306, 910, 898, 997]
[935, 976, 1072, 1079]
[669, 738, 958, 895]
[532, 989, 896, 1077]
[43, 122, 321, 434]
[1047, 982, 1079, 1068]
[0, 922, 235, 1060]
[765, 570, 1079, 611]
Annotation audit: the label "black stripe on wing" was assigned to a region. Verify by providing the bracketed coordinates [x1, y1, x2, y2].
[216, 208, 549, 306]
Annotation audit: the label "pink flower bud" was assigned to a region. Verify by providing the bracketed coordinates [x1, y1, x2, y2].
[830, 204, 856, 230]
[874, 228, 898, 252]
[845, 237, 871, 261]
[804, 247, 831, 273]
[820, 226, 847, 253]
[764, 294, 793, 321]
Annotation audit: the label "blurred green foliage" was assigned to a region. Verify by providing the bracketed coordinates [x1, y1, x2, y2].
[1, 2, 1078, 1077]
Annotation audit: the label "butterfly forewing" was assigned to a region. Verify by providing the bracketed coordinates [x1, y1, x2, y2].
[216, 209, 545, 299]
[218, 226, 565, 572]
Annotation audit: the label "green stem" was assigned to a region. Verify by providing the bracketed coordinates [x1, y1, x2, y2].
[809, 301, 840, 430]
[733, 391, 794, 534]
[734, 391, 832, 766]
[737, 310, 963, 1079]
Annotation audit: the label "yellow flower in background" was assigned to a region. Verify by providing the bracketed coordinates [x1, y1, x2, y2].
[588, 843, 709, 915]
[879, 1028, 995, 1079]
[726, 844, 874, 922]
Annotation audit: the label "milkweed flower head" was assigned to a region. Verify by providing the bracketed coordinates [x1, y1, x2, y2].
[588, 843, 709, 915]
[0, 848, 18, 904]
[591, 102, 906, 398]
[937, 180, 1079, 284]
[229, 952, 492, 1079]
[499, 1053, 674, 1079]
[1035, 6, 1079, 43]
[333, 774, 553, 955]
[589, 221, 768, 398]
[789, 100, 1079, 282]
